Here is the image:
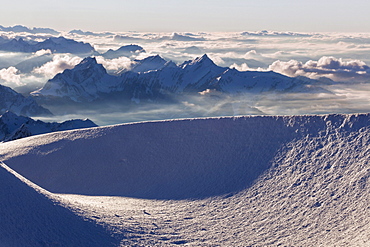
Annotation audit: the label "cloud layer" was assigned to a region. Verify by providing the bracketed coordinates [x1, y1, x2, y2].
[0, 29, 370, 124]
[32, 55, 82, 78]
[268, 56, 370, 82]
[0, 67, 20, 86]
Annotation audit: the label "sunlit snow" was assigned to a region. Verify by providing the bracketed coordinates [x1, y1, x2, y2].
[1, 114, 370, 246]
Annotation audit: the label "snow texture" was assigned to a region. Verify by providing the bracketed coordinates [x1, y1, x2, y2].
[1, 113, 370, 246]
[0, 163, 118, 246]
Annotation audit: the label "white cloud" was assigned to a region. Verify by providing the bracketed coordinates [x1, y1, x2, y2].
[268, 56, 370, 82]
[0, 67, 21, 86]
[95, 56, 133, 72]
[32, 55, 82, 78]
[33, 49, 52, 57]
[230, 63, 252, 71]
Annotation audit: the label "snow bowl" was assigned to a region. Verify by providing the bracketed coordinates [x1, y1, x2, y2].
[0, 114, 369, 200]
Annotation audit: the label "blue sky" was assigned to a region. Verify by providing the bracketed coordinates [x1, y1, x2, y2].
[1, 0, 370, 32]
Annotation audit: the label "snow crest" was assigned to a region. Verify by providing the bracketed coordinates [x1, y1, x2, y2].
[1, 113, 370, 246]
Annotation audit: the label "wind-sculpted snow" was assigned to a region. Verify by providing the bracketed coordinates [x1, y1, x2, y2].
[0, 163, 118, 246]
[1, 113, 369, 200]
[1, 114, 370, 245]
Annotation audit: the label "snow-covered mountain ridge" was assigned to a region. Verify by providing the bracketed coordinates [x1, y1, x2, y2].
[32, 54, 327, 104]
[0, 36, 94, 54]
[0, 25, 59, 34]
[0, 83, 51, 116]
[1, 113, 368, 198]
[1, 113, 370, 246]
[0, 111, 97, 142]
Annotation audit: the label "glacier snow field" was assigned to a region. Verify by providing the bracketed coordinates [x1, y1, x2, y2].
[1, 114, 370, 246]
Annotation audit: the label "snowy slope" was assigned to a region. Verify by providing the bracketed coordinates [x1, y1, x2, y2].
[129, 55, 176, 73]
[0, 163, 117, 247]
[1, 113, 370, 246]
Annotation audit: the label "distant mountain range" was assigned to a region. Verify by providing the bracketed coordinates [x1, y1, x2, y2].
[31, 54, 329, 107]
[0, 25, 59, 35]
[0, 111, 97, 142]
[68, 29, 114, 37]
[101, 44, 145, 59]
[0, 36, 94, 54]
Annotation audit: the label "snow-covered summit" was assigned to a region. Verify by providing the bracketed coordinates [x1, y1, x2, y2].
[32, 54, 328, 104]
[102, 44, 145, 59]
[32, 57, 111, 101]
[181, 54, 215, 68]
[130, 55, 174, 73]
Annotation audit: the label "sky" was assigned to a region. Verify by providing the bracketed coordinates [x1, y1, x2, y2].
[1, 0, 370, 32]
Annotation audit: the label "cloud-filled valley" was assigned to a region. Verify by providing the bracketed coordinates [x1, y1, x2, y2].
[0, 27, 370, 125]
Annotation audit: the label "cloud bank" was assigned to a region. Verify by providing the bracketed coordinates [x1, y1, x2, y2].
[0, 67, 21, 86]
[32, 55, 82, 78]
[0, 28, 369, 124]
[268, 56, 370, 82]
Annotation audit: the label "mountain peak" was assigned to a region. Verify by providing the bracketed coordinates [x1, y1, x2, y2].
[130, 55, 168, 73]
[193, 54, 213, 64]
[75, 57, 101, 71]
[1, 111, 18, 118]
[81, 56, 97, 65]
[183, 54, 216, 68]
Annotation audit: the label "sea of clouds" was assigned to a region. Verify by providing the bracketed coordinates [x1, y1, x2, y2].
[1, 29, 370, 125]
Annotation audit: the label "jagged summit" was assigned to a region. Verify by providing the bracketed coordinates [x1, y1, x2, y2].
[181, 54, 216, 68]
[131, 55, 169, 73]
[193, 54, 213, 64]
[76, 57, 100, 69]
[32, 54, 329, 105]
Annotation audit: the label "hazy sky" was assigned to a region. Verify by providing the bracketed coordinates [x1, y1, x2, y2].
[1, 0, 369, 32]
